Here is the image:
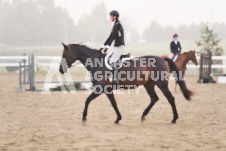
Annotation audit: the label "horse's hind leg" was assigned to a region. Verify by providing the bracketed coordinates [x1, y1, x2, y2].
[141, 81, 159, 122]
[157, 82, 178, 123]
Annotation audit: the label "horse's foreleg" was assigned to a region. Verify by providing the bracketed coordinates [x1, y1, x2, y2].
[141, 81, 159, 122]
[82, 92, 101, 123]
[106, 93, 122, 124]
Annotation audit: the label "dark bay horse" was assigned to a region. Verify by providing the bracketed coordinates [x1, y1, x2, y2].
[59, 43, 193, 124]
[162, 50, 198, 90]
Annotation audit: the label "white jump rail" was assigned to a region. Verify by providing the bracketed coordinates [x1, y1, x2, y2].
[0, 56, 28, 67]
[36, 56, 83, 67]
[1, 55, 226, 69]
[187, 64, 226, 69]
[36, 80, 91, 83]
[31, 55, 226, 69]
[187, 55, 226, 69]
[0, 56, 28, 59]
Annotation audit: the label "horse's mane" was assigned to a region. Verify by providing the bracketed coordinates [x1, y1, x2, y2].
[69, 44, 100, 53]
[180, 50, 194, 56]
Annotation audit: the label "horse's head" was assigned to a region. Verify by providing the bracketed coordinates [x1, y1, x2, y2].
[189, 50, 198, 65]
[59, 43, 77, 74]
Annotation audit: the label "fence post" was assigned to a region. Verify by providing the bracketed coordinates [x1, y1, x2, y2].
[223, 57, 226, 74]
[197, 53, 203, 83]
[18, 62, 22, 91]
[17, 54, 36, 91]
[24, 59, 26, 84]
[198, 52, 214, 83]
[29, 54, 35, 91]
[208, 52, 212, 79]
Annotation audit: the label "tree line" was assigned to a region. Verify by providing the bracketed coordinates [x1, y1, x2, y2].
[143, 21, 226, 42]
[0, 0, 225, 46]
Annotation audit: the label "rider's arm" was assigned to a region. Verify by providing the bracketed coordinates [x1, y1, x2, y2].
[170, 42, 174, 54]
[178, 42, 182, 52]
[104, 23, 120, 46]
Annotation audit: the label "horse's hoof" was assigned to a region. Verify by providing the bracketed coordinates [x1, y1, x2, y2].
[141, 116, 146, 122]
[114, 121, 119, 124]
[171, 116, 178, 124]
[82, 118, 87, 123]
[171, 120, 176, 124]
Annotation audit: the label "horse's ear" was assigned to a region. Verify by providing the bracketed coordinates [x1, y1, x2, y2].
[62, 42, 68, 50]
[194, 49, 196, 52]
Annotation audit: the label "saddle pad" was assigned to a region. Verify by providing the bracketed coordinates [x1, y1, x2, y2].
[104, 51, 134, 70]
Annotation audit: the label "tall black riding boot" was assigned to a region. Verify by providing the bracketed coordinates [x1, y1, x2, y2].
[112, 62, 119, 84]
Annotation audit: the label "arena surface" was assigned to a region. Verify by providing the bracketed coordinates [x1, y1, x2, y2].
[0, 74, 226, 151]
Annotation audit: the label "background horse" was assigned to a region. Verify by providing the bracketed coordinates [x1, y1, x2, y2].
[59, 43, 193, 124]
[162, 50, 198, 90]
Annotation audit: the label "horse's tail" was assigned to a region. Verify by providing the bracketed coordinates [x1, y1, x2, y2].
[164, 58, 193, 100]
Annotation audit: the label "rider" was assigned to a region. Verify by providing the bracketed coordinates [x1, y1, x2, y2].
[99, 10, 125, 84]
[170, 34, 181, 62]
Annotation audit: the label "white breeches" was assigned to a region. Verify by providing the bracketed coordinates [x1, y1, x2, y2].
[169, 53, 179, 62]
[173, 54, 179, 62]
[109, 45, 125, 64]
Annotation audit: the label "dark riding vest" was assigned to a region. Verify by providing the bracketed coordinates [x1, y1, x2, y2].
[170, 41, 181, 55]
[104, 20, 125, 47]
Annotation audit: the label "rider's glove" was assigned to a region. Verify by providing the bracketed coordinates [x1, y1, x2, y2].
[99, 45, 106, 52]
[99, 45, 109, 53]
[103, 45, 109, 53]
[103, 48, 108, 53]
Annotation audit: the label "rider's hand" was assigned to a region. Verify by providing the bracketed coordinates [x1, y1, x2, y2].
[103, 45, 109, 53]
[99, 45, 106, 52]
[103, 48, 108, 53]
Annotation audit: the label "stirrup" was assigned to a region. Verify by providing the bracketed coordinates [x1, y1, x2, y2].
[114, 77, 119, 84]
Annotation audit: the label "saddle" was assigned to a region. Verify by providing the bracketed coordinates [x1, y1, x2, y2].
[120, 53, 131, 60]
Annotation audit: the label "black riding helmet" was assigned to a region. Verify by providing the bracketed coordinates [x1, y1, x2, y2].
[173, 34, 178, 38]
[110, 10, 119, 18]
